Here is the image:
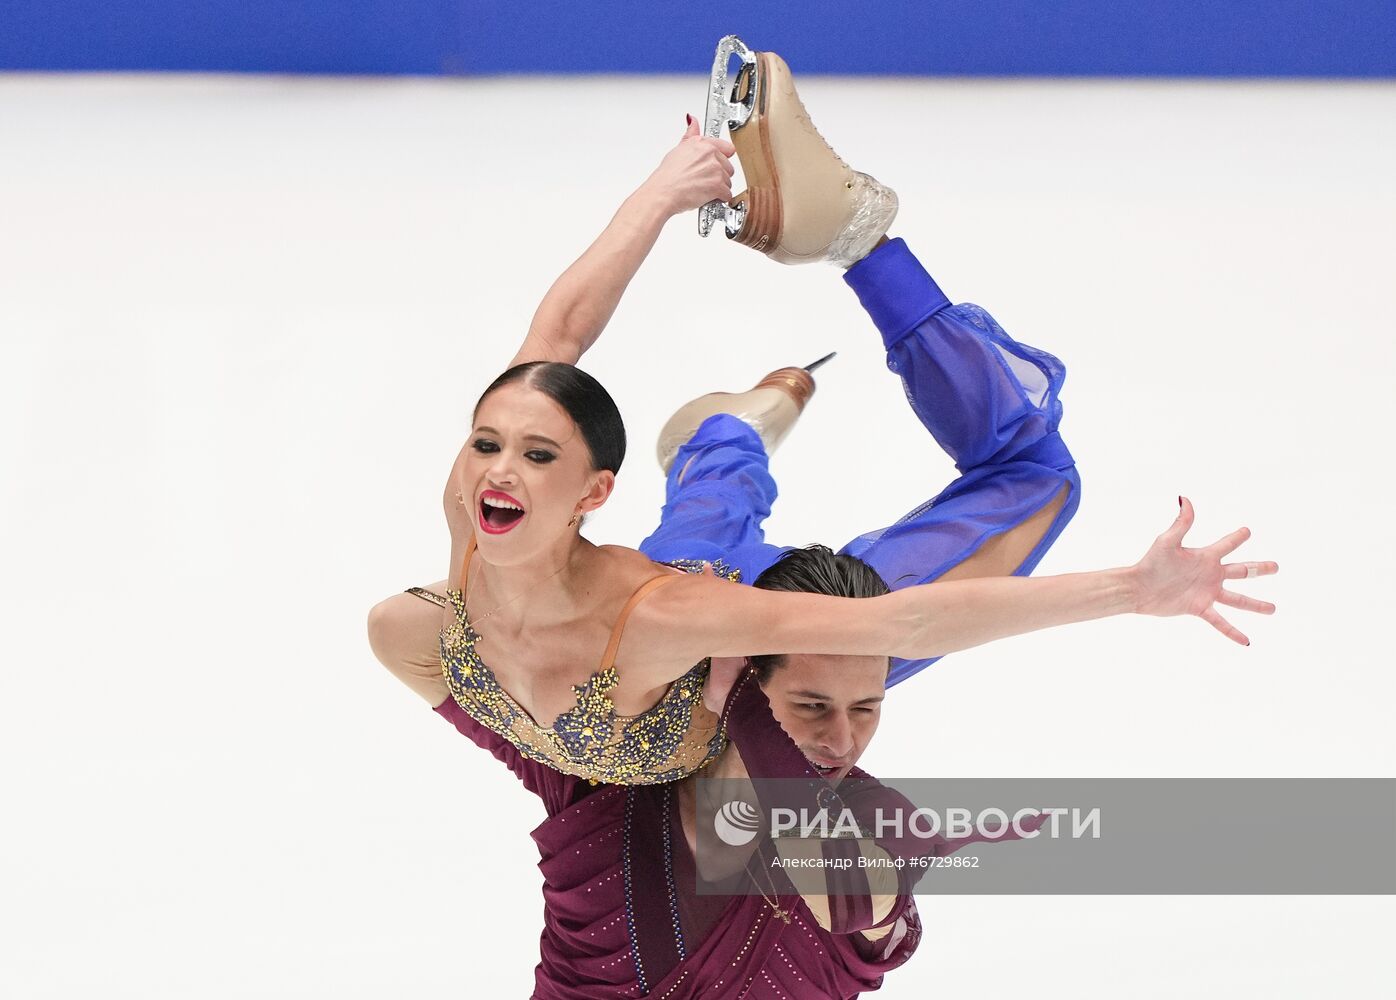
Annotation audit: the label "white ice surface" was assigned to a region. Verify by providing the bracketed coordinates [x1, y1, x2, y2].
[1, 73, 1392, 998]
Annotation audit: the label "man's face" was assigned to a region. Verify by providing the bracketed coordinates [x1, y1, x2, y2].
[760, 654, 887, 784]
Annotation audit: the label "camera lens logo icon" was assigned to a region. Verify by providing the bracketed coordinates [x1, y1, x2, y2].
[714, 800, 761, 846]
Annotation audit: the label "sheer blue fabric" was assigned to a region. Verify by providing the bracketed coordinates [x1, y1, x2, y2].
[638, 238, 1080, 687]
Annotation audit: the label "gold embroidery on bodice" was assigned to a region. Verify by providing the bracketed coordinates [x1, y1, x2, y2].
[438, 557, 741, 785]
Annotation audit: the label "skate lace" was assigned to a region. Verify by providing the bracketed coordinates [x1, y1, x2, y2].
[797, 106, 849, 171]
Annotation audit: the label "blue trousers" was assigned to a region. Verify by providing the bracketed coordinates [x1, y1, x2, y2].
[638, 238, 1081, 687]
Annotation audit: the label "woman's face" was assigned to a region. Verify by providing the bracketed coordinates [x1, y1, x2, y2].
[464, 381, 613, 565]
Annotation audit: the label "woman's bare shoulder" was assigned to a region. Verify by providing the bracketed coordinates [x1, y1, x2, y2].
[584, 545, 701, 648]
[592, 543, 686, 580]
[367, 584, 451, 706]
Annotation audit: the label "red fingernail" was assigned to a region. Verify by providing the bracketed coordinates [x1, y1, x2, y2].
[1178, 496, 1183, 507]
[686, 113, 693, 126]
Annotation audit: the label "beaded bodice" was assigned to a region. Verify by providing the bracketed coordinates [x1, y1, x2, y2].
[435, 555, 740, 785]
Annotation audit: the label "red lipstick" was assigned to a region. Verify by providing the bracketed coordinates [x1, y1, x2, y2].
[478, 489, 526, 535]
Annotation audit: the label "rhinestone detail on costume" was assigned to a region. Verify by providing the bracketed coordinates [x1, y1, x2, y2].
[659, 784, 686, 960]
[622, 791, 647, 994]
[439, 559, 741, 785]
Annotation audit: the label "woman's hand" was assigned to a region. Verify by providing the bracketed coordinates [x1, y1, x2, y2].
[704, 656, 748, 714]
[1131, 496, 1279, 644]
[639, 116, 736, 218]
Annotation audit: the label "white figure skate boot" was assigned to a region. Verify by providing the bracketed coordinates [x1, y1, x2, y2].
[697, 35, 897, 266]
[656, 353, 833, 474]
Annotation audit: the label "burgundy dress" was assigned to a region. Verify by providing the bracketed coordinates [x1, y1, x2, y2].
[433, 671, 1020, 999]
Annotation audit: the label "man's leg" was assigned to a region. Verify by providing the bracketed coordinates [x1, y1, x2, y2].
[838, 238, 1082, 687]
[702, 40, 1078, 684]
[637, 413, 789, 584]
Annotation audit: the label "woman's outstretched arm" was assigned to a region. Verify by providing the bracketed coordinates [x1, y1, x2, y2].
[634, 497, 1278, 679]
[509, 119, 734, 368]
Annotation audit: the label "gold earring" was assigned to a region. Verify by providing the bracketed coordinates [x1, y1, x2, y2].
[568, 511, 581, 527]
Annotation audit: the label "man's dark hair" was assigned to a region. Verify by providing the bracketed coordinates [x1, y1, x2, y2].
[749, 545, 890, 684]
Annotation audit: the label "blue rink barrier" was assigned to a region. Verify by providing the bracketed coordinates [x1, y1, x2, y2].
[2, 1, 1394, 77]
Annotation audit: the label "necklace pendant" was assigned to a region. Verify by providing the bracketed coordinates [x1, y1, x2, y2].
[775, 907, 791, 924]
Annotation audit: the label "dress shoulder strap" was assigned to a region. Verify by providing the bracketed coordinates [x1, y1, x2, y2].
[457, 535, 478, 593]
[404, 587, 449, 608]
[598, 572, 685, 673]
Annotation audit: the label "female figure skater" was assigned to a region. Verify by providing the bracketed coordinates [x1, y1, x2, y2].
[368, 45, 1277, 789]
[420, 546, 1037, 999]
